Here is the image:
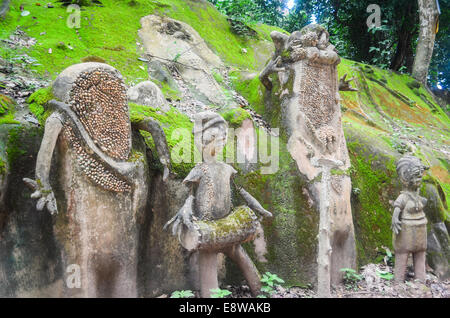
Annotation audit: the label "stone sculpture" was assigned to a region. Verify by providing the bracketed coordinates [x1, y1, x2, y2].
[259, 24, 357, 288]
[391, 155, 429, 282]
[23, 62, 171, 297]
[164, 111, 272, 298]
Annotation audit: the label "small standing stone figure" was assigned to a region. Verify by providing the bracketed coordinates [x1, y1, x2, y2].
[165, 111, 272, 298]
[391, 155, 429, 282]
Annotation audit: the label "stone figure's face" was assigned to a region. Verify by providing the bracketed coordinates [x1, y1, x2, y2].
[202, 123, 227, 161]
[408, 165, 425, 190]
[397, 156, 427, 191]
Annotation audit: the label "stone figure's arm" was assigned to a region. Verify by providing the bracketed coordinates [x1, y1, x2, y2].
[259, 56, 286, 90]
[23, 112, 63, 214]
[339, 73, 358, 91]
[233, 180, 272, 218]
[133, 118, 171, 181]
[391, 206, 402, 235]
[391, 194, 406, 235]
[163, 188, 196, 239]
[164, 166, 202, 236]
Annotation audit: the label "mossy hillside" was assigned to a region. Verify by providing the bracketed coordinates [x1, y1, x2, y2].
[0, 94, 19, 125]
[229, 71, 266, 115]
[27, 87, 54, 126]
[0, 0, 281, 88]
[346, 135, 398, 265]
[129, 103, 198, 178]
[337, 59, 449, 210]
[220, 107, 252, 129]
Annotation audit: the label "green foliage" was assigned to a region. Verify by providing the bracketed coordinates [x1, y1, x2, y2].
[220, 107, 251, 128]
[27, 87, 54, 126]
[374, 246, 395, 266]
[208, 0, 307, 33]
[0, 94, 19, 125]
[259, 272, 284, 296]
[210, 288, 232, 298]
[129, 103, 197, 178]
[340, 268, 362, 290]
[170, 290, 195, 298]
[57, 0, 101, 6]
[376, 270, 394, 281]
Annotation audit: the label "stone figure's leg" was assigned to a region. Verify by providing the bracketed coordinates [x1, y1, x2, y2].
[394, 252, 409, 282]
[413, 251, 426, 282]
[198, 250, 218, 298]
[224, 245, 261, 296]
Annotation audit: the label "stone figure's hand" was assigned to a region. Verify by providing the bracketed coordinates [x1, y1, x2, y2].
[339, 73, 358, 91]
[163, 195, 195, 238]
[23, 178, 58, 214]
[391, 215, 402, 235]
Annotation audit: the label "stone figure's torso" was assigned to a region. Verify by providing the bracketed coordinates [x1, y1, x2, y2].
[69, 69, 131, 161]
[185, 162, 236, 221]
[297, 61, 337, 129]
[395, 192, 428, 226]
[60, 67, 133, 193]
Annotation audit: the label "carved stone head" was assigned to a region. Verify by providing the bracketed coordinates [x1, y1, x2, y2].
[396, 155, 428, 190]
[193, 111, 228, 160]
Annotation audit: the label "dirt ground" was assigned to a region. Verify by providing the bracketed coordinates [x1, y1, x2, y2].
[159, 263, 449, 298]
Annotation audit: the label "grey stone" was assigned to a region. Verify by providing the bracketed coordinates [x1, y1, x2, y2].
[127, 80, 170, 112]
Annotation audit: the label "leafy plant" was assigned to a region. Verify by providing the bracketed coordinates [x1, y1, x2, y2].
[375, 246, 395, 266]
[260, 272, 285, 296]
[170, 290, 195, 298]
[210, 288, 232, 298]
[376, 270, 394, 281]
[340, 268, 363, 290]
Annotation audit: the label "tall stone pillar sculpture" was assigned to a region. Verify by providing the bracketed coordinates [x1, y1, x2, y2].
[391, 155, 428, 282]
[23, 62, 171, 297]
[260, 24, 357, 289]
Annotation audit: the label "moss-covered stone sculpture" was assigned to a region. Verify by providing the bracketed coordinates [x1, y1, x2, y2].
[259, 24, 357, 288]
[23, 62, 171, 297]
[392, 155, 429, 282]
[164, 111, 272, 298]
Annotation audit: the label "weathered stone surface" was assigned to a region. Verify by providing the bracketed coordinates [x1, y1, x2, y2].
[2, 62, 171, 297]
[138, 15, 233, 108]
[128, 81, 170, 112]
[164, 111, 272, 297]
[392, 155, 428, 282]
[259, 24, 356, 286]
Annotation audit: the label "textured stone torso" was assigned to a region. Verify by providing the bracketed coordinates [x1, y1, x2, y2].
[189, 162, 236, 221]
[298, 61, 337, 129]
[62, 68, 132, 192]
[69, 69, 131, 160]
[395, 192, 427, 225]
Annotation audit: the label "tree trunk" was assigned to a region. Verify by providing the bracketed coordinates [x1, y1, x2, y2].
[412, 0, 439, 85]
[390, 2, 418, 71]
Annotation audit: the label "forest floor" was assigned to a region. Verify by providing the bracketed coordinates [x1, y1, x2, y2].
[159, 263, 449, 298]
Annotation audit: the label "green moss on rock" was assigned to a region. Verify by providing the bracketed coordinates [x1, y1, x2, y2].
[129, 102, 198, 177]
[27, 87, 55, 126]
[220, 107, 252, 128]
